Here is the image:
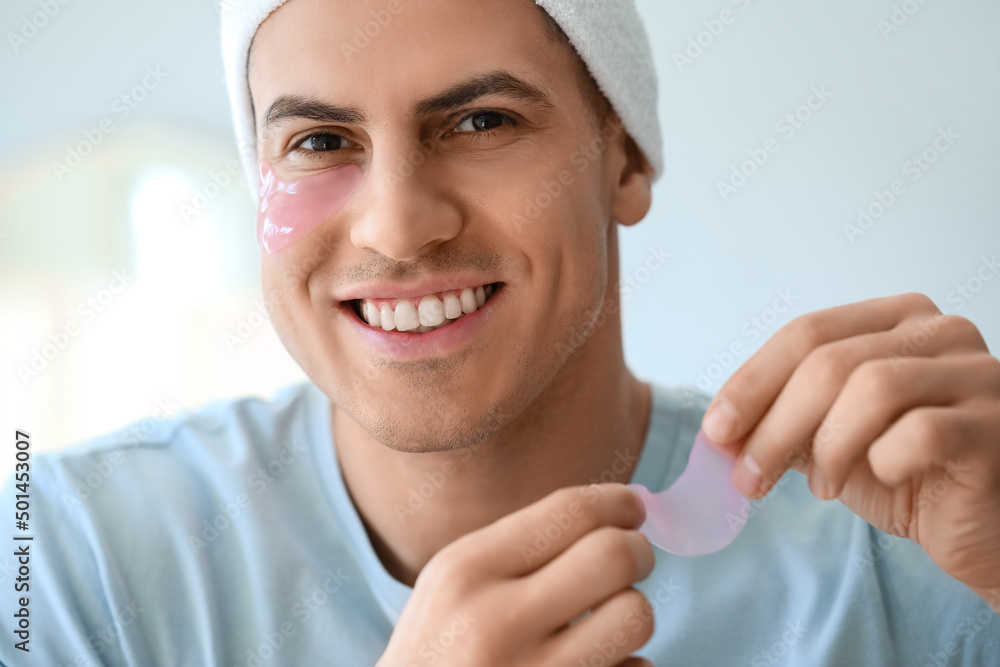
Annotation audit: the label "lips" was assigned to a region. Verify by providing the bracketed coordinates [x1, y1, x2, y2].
[349, 283, 502, 333]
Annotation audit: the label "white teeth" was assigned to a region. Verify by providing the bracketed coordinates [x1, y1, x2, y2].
[379, 303, 395, 331]
[418, 295, 445, 327]
[394, 300, 420, 331]
[460, 288, 477, 314]
[365, 302, 381, 328]
[443, 293, 463, 319]
[359, 284, 498, 333]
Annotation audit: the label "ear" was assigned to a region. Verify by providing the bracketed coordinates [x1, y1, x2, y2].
[608, 119, 655, 228]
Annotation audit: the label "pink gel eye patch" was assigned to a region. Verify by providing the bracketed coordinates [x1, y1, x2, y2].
[257, 161, 363, 255]
[629, 429, 747, 556]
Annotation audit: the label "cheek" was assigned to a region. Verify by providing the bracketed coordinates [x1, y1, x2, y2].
[258, 244, 331, 361]
[503, 170, 607, 283]
[526, 177, 611, 329]
[257, 161, 363, 255]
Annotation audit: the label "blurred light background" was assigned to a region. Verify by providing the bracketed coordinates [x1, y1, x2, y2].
[1, 0, 998, 482]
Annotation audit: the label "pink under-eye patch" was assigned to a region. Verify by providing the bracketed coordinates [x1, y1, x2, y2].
[629, 429, 747, 556]
[256, 161, 364, 255]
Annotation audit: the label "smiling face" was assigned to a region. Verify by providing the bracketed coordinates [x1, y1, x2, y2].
[247, 0, 653, 453]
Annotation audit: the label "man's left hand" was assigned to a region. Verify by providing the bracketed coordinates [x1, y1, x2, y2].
[701, 292, 1000, 603]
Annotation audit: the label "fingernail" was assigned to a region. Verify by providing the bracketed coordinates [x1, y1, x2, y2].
[810, 474, 834, 501]
[703, 398, 739, 442]
[734, 453, 762, 497]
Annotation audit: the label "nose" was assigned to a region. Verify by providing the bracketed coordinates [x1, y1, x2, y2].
[349, 140, 463, 261]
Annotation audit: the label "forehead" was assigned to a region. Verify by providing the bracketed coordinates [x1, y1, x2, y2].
[247, 0, 576, 118]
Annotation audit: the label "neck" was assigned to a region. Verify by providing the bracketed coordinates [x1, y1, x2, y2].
[331, 330, 650, 587]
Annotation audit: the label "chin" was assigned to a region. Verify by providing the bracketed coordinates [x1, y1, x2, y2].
[346, 380, 532, 454]
[357, 408, 490, 454]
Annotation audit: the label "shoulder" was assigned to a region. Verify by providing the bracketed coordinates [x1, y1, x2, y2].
[31, 381, 322, 507]
[0, 382, 337, 663]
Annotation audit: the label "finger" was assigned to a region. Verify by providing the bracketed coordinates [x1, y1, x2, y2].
[544, 587, 654, 666]
[812, 355, 997, 499]
[867, 405, 996, 488]
[452, 484, 645, 578]
[517, 527, 654, 633]
[619, 658, 654, 667]
[726, 314, 982, 498]
[702, 292, 940, 445]
[732, 330, 891, 496]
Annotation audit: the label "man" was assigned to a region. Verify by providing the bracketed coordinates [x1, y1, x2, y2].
[4, 0, 998, 664]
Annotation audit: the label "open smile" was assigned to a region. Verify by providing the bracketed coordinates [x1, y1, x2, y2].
[348, 282, 504, 334]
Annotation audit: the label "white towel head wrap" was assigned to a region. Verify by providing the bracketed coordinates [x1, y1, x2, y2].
[221, 0, 662, 196]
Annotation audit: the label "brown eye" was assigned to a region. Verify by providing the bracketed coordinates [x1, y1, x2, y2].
[455, 111, 513, 133]
[297, 133, 348, 151]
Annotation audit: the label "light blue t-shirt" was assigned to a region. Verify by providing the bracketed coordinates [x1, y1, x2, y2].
[1, 382, 997, 666]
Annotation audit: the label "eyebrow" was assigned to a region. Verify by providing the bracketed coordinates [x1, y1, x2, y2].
[262, 97, 364, 133]
[260, 70, 553, 137]
[412, 70, 553, 116]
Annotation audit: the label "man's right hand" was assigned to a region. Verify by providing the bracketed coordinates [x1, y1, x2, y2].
[377, 483, 656, 666]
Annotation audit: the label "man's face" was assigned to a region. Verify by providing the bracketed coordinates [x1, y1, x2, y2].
[248, 0, 646, 452]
